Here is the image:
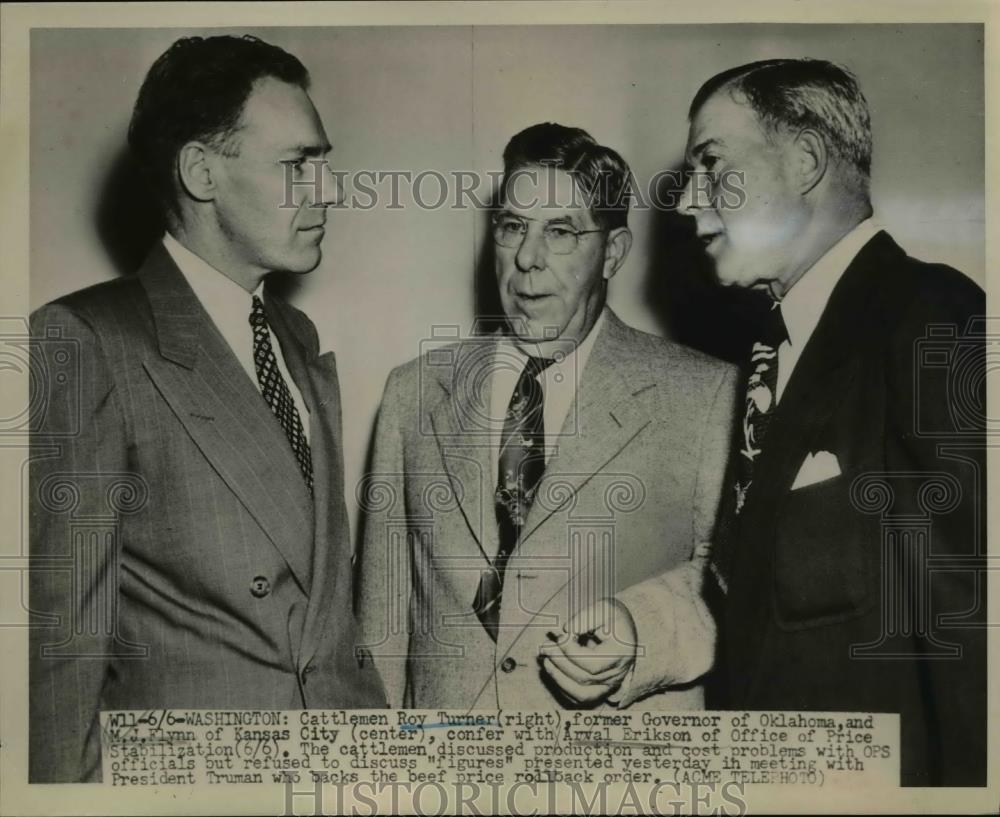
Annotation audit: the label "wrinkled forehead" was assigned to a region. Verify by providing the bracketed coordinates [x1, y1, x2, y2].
[500, 164, 596, 226]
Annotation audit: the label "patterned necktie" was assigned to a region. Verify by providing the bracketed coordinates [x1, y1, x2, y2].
[473, 354, 553, 641]
[732, 299, 787, 516]
[249, 295, 313, 494]
[708, 299, 788, 596]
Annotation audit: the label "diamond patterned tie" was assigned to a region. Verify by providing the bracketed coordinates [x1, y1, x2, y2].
[473, 355, 553, 641]
[732, 300, 787, 516]
[249, 295, 313, 494]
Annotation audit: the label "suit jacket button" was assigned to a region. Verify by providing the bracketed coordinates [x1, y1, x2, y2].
[500, 657, 517, 673]
[250, 576, 271, 598]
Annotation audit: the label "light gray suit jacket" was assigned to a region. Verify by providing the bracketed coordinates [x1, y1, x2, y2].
[29, 244, 385, 783]
[358, 309, 737, 710]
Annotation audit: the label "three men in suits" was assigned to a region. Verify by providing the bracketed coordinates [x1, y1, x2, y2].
[29, 35, 384, 783]
[358, 123, 737, 710]
[677, 59, 986, 785]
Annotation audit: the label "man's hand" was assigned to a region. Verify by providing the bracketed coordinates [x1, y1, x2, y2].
[538, 597, 637, 706]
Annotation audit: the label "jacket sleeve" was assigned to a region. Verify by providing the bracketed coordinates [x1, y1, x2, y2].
[612, 363, 738, 706]
[356, 367, 412, 708]
[29, 304, 129, 782]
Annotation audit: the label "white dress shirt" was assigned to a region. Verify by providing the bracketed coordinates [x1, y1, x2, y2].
[489, 309, 606, 478]
[162, 233, 310, 442]
[775, 218, 880, 402]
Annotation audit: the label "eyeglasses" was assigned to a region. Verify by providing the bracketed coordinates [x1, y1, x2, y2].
[491, 214, 605, 255]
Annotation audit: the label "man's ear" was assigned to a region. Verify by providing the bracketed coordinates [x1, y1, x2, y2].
[176, 142, 218, 203]
[792, 128, 828, 195]
[603, 227, 632, 280]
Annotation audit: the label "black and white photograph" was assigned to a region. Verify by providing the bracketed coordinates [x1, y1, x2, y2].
[1, 2, 994, 814]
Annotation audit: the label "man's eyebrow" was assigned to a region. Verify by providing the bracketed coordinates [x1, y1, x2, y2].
[687, 138, 721, 162]
[285, 142, 332, 157]
[495, 211, 582, 226]
[542, 214, 578, 226]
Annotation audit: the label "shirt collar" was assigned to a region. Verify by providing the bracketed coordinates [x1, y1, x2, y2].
[162, 232, 263, 315]
[779, 218, 880, 350]
[499, 308, 607, 377]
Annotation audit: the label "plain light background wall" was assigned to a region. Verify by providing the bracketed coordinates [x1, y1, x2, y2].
[30, 24, 984, 536]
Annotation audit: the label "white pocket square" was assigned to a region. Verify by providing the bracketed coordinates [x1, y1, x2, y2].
[791, 450, 841, 490]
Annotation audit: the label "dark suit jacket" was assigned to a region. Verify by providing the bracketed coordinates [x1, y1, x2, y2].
[29, 244, 385, 782]
[708, 231, 986, 786]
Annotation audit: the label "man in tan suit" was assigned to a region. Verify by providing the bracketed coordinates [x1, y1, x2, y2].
[358, 123, 737, 710]
[29, 35, 385, 783]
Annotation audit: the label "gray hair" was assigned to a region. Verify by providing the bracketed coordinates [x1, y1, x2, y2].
[690, 58, 872, 191]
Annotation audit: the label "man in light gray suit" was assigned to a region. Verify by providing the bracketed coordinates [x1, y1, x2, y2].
[358, 123, 737, 710]
[29, 35, 385, 783]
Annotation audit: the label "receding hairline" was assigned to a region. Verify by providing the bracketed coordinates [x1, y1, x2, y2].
[220, 76, 328, 154]
[688, 80, 771, 130]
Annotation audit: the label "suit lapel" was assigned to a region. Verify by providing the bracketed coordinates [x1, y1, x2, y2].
[138, 245, 314, 591]
[492, 312, 655, 658]
[263, 295, 349, 666]
[426, 312, 657, 567]
[745, 232, 893, 509]
[428, 340, 501, 563]
[728, 231, 898, 699]
[299, 351, 346, 663]
[745, 347, 859, 514]
[520, 311, 654, 548]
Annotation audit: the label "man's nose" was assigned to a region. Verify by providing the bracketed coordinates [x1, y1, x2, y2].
[303, 160, 341, 209]
[322, 164, 345, 208]
[677, 174, 698, 217]
[514, 226, 546, 271]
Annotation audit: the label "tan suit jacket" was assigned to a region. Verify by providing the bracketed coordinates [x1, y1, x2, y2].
[358, 309, 736, 710]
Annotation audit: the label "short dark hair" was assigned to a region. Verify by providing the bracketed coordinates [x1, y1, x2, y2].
[689, 58, 872, 183]
[127, 35, 309, 216]
[500, 123, 632, 230]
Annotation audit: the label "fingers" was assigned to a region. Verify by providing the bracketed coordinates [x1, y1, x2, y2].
[544, 626, 636, 673]
[540, 639, 630, 684]
[535, 598, 640, 705]
[566, 598, 638, 651]
[539, 654, 619, 705]
[566, 603, 618, 642]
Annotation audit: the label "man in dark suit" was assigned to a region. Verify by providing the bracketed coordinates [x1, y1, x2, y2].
[29, 35, 385, 783]
[677, 59, 986, 786]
